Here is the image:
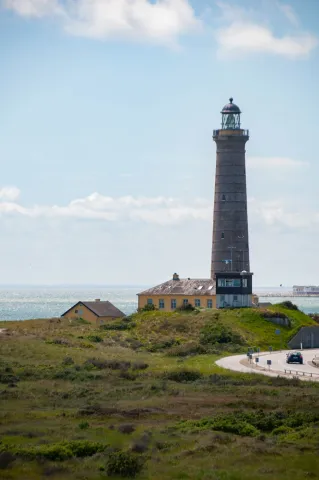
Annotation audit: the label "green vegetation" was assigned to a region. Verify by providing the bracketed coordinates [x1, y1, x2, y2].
[0, 305, 318, 479]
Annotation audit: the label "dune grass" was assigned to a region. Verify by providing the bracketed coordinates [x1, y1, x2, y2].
[0, 306, 318, 479]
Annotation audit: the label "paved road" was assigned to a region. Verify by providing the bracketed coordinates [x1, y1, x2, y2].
[216, 349, 319, 382]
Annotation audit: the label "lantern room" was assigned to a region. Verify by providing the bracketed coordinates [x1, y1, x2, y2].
[221, 97, 241, 129]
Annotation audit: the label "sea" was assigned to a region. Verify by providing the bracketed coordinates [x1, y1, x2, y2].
[0, 285, 318, 322]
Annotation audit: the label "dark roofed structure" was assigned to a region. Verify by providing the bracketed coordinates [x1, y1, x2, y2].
[138, 277, 215, 297]
[62, 300, 125, 319]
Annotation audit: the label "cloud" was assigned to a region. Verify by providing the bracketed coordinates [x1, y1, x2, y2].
[249, 198, 319, 230]
[3, 0, 200, 45]
[247, 157, 308, 169]
[277, 3, 299, 27]
[3, 0, 63, 17]
[0, 187, 318, 232]
[215, 2, 317, 58]
[0, 190, 212, 225]
[0, 186, 21, 201]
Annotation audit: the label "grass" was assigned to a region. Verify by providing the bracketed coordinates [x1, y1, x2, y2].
[0, 306, 318, 479]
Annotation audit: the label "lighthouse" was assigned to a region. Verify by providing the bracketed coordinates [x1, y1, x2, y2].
[211, 98, 253, 308]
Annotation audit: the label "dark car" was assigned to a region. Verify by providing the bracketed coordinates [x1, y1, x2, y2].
[286, 352, 303, 364]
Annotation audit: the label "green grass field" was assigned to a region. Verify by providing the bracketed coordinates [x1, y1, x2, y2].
[0, 305, 319, 479]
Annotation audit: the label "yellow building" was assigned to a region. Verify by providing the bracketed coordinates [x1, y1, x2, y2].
[137, 274, 216, 312]
[61, 299, 125, 326]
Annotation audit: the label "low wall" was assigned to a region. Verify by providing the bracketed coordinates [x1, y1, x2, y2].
[288, 326, 319, 349]
[265, 317, 290, 327]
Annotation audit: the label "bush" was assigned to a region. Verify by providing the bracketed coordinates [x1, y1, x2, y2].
[84, 358, 131, 371]
[138, 304, 157, 312]
[118, 424, 135, 434]
[165, 369, 202, 383]
[277, 301, 299, 311]
[2, 441, 107, 462]
[87, 335, 103, 343]
[200, 322, 242, 345]
[0, 452, 15, 469]
[166, 342, 207, 357]
[62, 357, 74, 366]
[100, 322, 136, 331]
[131, 361, 149, 370]
[79, 421, 89, 430]
[147, 338, 180, 352]
[176, 303, 195, 312]
[106, 451, 144, 478]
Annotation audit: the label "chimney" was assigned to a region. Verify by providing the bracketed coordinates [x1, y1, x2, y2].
[95, 299, 101, 302]
[173, 273, 180, 281]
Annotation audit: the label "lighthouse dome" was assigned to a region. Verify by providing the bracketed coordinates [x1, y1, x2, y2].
[221, 97, 241, 114]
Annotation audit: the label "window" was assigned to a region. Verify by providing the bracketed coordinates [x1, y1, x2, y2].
[234, 295, 238, 301]
[242, 279, 248, 288]
[75, 309, 78, 314]
[183, 299, 188, 306]
[78, 309, 83, 315]
[220, 295, 225, 302]
[159, 299, 165, 309]
[195, 299, 201, 307]
[147, 298, 153, 305]
[224, 279, 241, 287]
[207, 299, 213, 308]
[171, 299, 177, 309]
[197, 286, 203, 290]
[218, 278, 226, 287]
[222, 195, 226, 202]
[221, 232, 225, 239]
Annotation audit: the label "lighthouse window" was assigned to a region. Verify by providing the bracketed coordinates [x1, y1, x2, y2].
[222, 195, 226, 201]
[242, 279, 248, 288]
[221, 232, 225, 239]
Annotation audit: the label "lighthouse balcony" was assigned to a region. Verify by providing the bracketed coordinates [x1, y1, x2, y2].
[213, 129, 249, 137]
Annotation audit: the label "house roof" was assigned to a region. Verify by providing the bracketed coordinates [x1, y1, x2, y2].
[62, 300, 125, 318]
[138, 278, 216, 296]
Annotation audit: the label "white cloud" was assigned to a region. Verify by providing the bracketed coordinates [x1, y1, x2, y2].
[0, 187, 318, 232]
[3, 0, 63, 17]
[3, 0, 200, 45]
[0, 186, 21, 201]
[215, 2, 317, 58]
[277, 3, 299, 27]
[0, 190, 212, 225]
[249, 198, 319, 230]
[247, 156, 308, 169]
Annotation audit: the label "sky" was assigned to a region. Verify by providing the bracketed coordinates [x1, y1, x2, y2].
[0, 0, 318, 287]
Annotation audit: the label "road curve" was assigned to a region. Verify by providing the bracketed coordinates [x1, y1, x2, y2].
[216, 349, 319, 382]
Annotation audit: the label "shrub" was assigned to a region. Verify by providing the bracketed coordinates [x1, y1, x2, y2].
[132, 361, 149, 370]
[84, 358, 131, 371]
[100, 322, 136, 331]
[120, 371, 137, 381]
[165, 369, 202, 383]
[166, 342, 207, 357]
[147, 338, 180, 352]
[5, 441, 107, 462]
[118, 424, 135, 434]
[277, 301, 299, 311]
[138, 304, 157, 312]
[0, 452, 15, 469]
[176, 303, 195, 312]
[47, 339, 71, 346]
[62, 357, 74, 366]
[106, 451, 144, 478]
[200, 322, 242, 345]
[79, 421, 89, 430]
[87, 335, 103, 343]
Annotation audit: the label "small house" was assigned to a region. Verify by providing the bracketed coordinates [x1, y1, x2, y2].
[61, 299, 125, 326]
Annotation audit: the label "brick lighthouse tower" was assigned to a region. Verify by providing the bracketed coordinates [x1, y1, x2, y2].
[211, 98, 253, 308]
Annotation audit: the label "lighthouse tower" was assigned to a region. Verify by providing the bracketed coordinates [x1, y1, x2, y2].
[211, 98, 253, 308]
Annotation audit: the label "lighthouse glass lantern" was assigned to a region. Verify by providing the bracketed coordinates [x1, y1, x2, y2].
[221, 97, 241, 130]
